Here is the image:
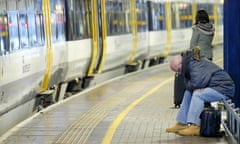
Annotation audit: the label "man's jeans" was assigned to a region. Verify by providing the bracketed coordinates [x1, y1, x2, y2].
[176, 88, 228, 126]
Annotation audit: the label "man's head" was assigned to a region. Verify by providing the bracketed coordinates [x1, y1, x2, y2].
[170, 55, 182, 73]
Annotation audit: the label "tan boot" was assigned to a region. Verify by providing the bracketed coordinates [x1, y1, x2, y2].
[178, 124, 200, 136]
[166, 123, 189, 133]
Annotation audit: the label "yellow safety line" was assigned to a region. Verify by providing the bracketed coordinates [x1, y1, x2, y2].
[102, 77, 174, 144]
[102, 56, 223, 144]
[98, 0, 107, 73]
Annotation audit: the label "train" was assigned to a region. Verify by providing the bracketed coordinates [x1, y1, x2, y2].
[0, 0, 223, 136]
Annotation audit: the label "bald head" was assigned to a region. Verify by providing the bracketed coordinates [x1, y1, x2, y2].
[170, 55, 182, 72]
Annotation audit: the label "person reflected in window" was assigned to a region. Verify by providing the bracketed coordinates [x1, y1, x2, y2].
[190, 9, 215, 61]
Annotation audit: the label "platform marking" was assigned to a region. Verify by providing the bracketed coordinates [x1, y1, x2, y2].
[102, 77, 174, 144]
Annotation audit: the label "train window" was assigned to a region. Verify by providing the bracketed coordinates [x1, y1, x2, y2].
[171, 2, 192, 29]
[19, 13, 29, 48]
[0, 0, 44, 55]
[50, 0, 66, 42]
[35, 13, 45, 46]
[34, 0, 42, 11]
[51, 13, 57, 42]
[0, 0, 7, 53]
[7, 0, 17, 11]
[0, 14, 8, 55]
[17, 0, 27, 10]
[106, 1, 120, 35]
[218, 4, 223, 25]
[122, 0, 132, 34]
[34, 0, 43, 47]
[0, 0, 7, 55]
[147, 1, 165, 31]
[27, 13, 37, 47]
[120, 0, 131, 34]
[65, 0, 90, 40]
[106, 1, 117, 35]
[106, 0, 132, 36]
[8, 13, 20, 51]
[0, 0, 7, 12]
[74, 0, 89, 39]
[27, 0, 35, 10]
[136, 0, 148, 32]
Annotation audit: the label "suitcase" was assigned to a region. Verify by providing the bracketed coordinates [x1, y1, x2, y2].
[174, 73, 186, 108]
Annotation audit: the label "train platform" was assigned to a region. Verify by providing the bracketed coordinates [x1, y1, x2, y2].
[0, 46, 229, 144]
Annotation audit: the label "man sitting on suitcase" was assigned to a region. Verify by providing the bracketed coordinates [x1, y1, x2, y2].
[166, 47, 235, 136]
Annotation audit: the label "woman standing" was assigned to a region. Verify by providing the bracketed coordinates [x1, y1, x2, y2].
[190, 9, 215, 61]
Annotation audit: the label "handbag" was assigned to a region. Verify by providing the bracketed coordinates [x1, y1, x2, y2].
[200, 106, 225, 137]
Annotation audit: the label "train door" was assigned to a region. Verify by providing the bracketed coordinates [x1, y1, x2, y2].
[84, 0, 101, 77]
[93, 0, 105, 74]
[41, 0, 69, 91]
[170, 2, 192, 53]
[88, 0, 133, 74]
[147, 1, 167, 64]
[102, 0, 133, 73]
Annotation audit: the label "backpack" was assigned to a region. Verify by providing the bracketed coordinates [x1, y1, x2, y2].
[199, 106, 225, 137]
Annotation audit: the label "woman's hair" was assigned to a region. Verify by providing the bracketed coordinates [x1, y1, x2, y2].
[195, 9, 210, 24]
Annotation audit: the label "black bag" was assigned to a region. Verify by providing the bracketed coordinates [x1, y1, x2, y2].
[200, 106, 225, 137]
[173, 50, 193, 108]
[174, 73, 186, 108]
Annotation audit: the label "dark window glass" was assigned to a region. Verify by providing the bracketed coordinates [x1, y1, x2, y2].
[0, 0, 44, 55]
[136, 0, 148, 32]
[8, 13, 20, 51]
[50, 0, 66, 42]
[106, 0, 132, 36]
[28, 13, 37, 46]
[19, 13, 29, 48]
[218, 4, 223, 25]
[0, 14, 8, 55]
[172, 2, 192, 29]
[65, 0, 90, 40]
[148, 1, 165, 31]
[35, 13, 44, 45]
[34, 0, 42, 11]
